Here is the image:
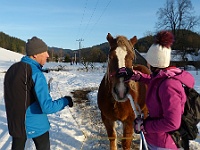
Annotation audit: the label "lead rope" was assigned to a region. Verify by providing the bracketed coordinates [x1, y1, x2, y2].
[49, 79, 87, 149]
[67, 104, 87, 150]
[127, 94, 148, 150]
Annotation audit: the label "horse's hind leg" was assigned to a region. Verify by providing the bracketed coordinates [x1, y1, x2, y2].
[101, 113, 117, 150]
[122, 119, 133, 150]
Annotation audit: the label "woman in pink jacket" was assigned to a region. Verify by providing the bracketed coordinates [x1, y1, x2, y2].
[118, 31, 195, 149]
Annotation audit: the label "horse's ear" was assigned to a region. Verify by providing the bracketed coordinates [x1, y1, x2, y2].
[130, 36, 137, 46]
[107, 33, 114, 43]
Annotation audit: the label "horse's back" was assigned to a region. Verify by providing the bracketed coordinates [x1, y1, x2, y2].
[133, 64, 150, 74]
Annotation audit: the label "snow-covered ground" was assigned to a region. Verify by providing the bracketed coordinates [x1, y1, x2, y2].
[0, 47, 200, 150]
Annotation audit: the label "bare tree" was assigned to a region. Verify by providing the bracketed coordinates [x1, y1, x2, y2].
[156, 0, 200, 63]
[156, 0, 200, 36]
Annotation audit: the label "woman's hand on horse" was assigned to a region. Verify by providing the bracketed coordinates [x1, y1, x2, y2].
[116, 67, 141, 82]
[116, 67, 133, 80]
[128, 71, 141, 82]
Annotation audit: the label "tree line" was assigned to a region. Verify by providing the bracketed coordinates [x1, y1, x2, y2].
[0, 32, 26, 54]
[0, 29, 199, 63]
[136, 29, 200, 53]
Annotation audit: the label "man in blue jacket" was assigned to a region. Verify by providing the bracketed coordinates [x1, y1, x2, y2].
[4, 36, 73, 150]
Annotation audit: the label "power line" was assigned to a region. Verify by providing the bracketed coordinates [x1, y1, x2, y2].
[81, 0, 111, 43]
[76, 0, 111, 48]
[76, 0, 88, 40]
[87, 0, 112, 36]
[81, 0, 100, 38]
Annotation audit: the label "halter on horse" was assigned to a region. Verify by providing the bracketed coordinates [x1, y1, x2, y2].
[97, 33, 150, 150]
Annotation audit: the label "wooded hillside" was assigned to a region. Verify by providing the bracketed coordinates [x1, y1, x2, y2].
[0, 32, 25, 54]
[0, 30, 199, 64]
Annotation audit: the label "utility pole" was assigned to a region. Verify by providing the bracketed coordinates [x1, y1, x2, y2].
[51, 48, 54, 61]
[76, 38, 84, 62]
[74, 51, 77, 64]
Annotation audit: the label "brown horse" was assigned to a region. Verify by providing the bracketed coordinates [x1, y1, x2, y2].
[97, 33, 150, 150]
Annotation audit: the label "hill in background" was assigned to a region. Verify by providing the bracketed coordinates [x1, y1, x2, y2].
[0, 30, 200, 64]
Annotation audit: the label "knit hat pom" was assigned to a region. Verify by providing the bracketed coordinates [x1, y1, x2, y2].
[155, 31, 174, 48]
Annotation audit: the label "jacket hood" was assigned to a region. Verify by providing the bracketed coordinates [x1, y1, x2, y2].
[158, 67, 195, 88]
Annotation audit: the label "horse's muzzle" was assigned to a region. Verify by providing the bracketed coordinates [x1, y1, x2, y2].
[113, 81, 129, 102]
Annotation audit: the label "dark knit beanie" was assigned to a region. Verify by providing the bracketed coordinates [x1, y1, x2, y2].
[26, 36, 48, 56]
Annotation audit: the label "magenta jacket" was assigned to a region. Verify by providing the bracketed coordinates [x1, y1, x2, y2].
[139, 67, 195, 149]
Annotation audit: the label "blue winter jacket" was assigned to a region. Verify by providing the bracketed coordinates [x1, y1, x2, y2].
[21, 56, 69, 138]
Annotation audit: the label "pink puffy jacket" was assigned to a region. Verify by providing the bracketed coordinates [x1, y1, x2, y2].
[139, 67, 194, 149]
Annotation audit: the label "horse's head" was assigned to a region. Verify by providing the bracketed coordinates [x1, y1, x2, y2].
[106, 33, 137, 102]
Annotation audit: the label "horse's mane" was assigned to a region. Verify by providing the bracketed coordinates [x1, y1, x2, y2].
[116, 36, 135, 54]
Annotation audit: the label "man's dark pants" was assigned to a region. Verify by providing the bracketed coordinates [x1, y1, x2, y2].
[11, 131, 50, 150]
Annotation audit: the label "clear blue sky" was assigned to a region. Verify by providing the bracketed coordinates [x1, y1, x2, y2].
[0, 0, 200, 50]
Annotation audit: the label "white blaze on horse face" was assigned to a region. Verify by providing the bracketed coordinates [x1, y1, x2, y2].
[114, 46, 128, 101]
[118, 78, 126, 99]
[115, 46, 127, 68]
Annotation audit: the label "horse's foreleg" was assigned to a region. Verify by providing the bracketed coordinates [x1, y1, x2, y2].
[122, 120, 133, 150]
[101, 113, 117, 150]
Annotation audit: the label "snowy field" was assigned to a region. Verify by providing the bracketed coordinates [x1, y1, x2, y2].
[0, 47, 200, 150]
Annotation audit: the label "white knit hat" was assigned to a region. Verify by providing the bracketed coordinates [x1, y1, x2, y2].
[146, 31, 174, 68]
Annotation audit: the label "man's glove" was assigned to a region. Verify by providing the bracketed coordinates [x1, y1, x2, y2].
[65, 96, 73, 107]
[134, 116, 145, 134]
